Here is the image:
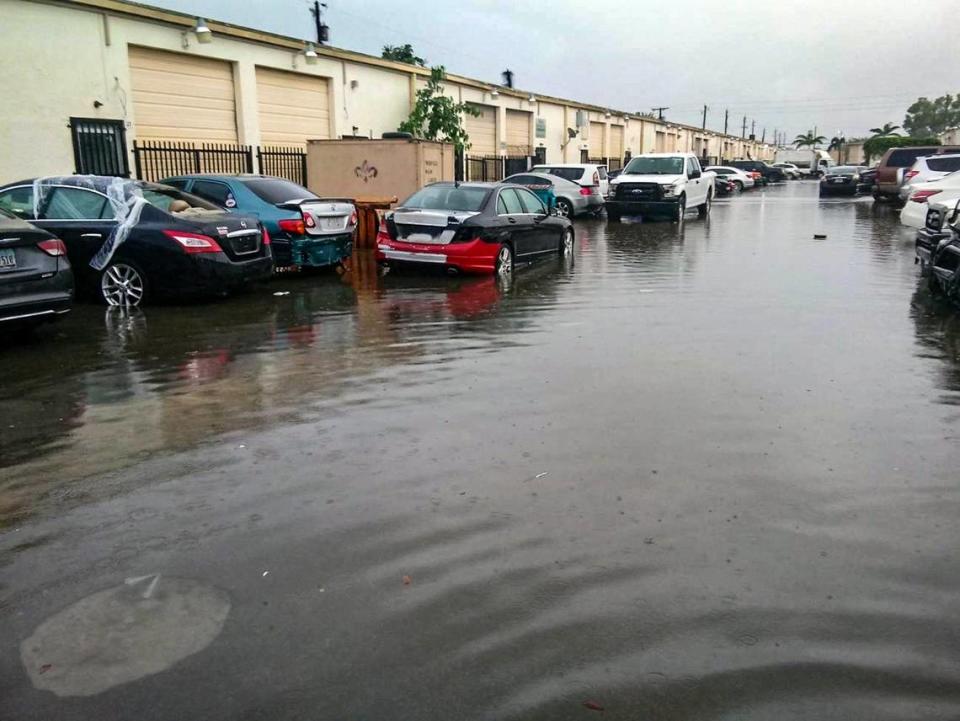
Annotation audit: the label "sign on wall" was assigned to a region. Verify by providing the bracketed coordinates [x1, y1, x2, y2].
[535, 118, 546, 138]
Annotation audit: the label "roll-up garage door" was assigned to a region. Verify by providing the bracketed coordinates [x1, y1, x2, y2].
[256, 67, 330, 146]
[505, 110, 531, 155]
[464, 104, 497, 155]
[589, 122, 605, 158]
[129, 46, 238, 142]
[609, 125, 624, 160]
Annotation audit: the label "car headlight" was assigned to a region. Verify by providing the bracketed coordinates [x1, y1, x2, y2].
[660, 183, 680, 196]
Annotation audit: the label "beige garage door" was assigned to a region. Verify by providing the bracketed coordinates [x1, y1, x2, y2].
[505, 110, 531, 155]
[256, 67, 330, 146]
[129, 46, 237, 142]
[609, 125, 624, 160]
[589, 122, 605, 158]
[464, 104, 497, 155]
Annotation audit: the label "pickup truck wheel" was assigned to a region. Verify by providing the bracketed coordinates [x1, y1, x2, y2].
[555, 198, 573, 218]
[698, 192, 712, 218]
[673, 195, 686, 223]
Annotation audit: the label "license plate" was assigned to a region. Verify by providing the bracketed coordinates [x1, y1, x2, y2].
[321, 217, 343, 231]
[0, 248, 16, 270]
[831, 178, 844, 183]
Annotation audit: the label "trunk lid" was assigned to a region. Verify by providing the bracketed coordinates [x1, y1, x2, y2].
[388, 209, 479, 245]
[0, 217, 60, 284]
[277, 198, 357, 237]
[177, 210, 267, 261]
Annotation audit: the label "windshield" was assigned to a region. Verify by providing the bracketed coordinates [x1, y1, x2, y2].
[241, 178, 318, 204]
[623, 156, 684, 175]
[400, 185, 489, 211]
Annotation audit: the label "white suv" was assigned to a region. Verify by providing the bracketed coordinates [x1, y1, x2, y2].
[605, 153, 715, 222]
[899, 154, 960, 201]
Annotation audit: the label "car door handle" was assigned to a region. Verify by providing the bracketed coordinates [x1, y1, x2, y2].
[80, 233, 103, 239]
[508, 217, 517, 224]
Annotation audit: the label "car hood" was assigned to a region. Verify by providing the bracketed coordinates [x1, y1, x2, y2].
[610, 174, 685, 184]
[912, 177, 960, 192]
[927, 193, 960, 213]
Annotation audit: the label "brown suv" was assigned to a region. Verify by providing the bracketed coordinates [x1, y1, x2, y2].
[874, 145, 960, 203]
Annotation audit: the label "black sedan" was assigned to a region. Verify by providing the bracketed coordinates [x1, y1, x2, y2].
[819, 166, 868, 196]
[0, 177, 273, 306]
[0, 209, 73, 331]
[375, 182, 574, 276]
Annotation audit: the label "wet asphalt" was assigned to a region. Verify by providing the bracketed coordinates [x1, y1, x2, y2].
[2, 181, 960, 720]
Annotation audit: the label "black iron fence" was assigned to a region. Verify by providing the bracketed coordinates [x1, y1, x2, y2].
[133, 140, 254, 182]
[608, 157, 623, 172]
[258, 146, 308, 186]
[466, 155, 503, 182]
[504, 155, 529, 177]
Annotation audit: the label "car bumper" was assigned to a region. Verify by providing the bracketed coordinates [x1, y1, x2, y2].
[819, 183, 857, 195]
[605, 198, 680, 216]
[916, 228, 951, 265]
[376, 237, 500, 274]
[290, 233, 353, 268]
[875, 182, 901, 198]
[900, 201, 930, 229]
[162, 252, 274, 296]
[0, 291, 73, 325]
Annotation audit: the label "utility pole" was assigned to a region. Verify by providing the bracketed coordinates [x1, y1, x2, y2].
[750, 119, 756, 139]
[701, 104, 708, 130]
[652, 106, 669, 121]
[309, 1, 329, 44]
[741, 116, 747, 139]
[762, 128, 766, 143]
[723, 109, 729, 135]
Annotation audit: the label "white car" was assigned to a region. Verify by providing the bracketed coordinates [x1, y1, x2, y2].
[705, 166, 755, 191]
[899, 154, 960, 201]
[606, 153, 715, 222]
[900, 171, 960, 229]
[772, 162, 801, 179]
[530, 163, 609, 199]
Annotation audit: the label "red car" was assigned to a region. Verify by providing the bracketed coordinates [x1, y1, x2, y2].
[376, 182, 574, 276]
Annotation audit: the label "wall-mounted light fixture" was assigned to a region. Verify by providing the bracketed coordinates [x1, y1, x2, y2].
[304, 41, 319, 64]
[605, 110, 612, 119]
[489, 88, 499, 98]
[193, 17, 212, 44]
[528, 94, 536, 103]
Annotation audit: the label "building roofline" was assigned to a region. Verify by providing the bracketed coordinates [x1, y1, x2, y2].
[52, 0, 766, 145]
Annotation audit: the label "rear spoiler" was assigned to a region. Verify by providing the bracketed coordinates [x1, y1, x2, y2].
[275, 197, 355, 211]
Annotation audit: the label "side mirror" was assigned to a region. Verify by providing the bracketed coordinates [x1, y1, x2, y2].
[548, 206, 558, 217]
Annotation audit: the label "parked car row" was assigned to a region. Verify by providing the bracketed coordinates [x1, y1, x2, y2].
[914, 195, 960, 304]
[0, 174, 358, 331]
[873, 145, 960, 205]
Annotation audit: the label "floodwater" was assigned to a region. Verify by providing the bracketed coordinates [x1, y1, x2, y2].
[2, 182, 960, 719]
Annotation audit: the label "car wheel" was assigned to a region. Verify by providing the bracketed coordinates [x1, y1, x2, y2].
[556, 198, 573, 219]
[734, 180, 744, 192]
[495, 244, 513, 277]
[698, 192, 712, 218]
[100, 259, 148, 307]
[673, 195, 686, 223]
[928, 272, 942, 296]
[607, 211, 621, 223]
[559, 228, 574, 256]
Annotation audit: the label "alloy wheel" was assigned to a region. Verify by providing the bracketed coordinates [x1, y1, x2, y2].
[555, 200, 571, 218]
[101, 262, 146, 307]
[561, 229, 574, 256]
[496, 245, 513, 277]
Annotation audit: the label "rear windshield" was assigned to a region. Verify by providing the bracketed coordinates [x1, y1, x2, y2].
[624, 157, 684, 175]
[400, 185, 489, 212]
[241, 178, 318, 204]
[887, 148, 937, 167]
[826, 166, 859, 175]
[535, 167, 583, 182]
[597, 167, 608, 180]
[927, 156, 960, 172]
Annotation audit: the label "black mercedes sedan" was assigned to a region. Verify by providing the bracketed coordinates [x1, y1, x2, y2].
[819, 166, 868, 197]
[0, 209, 73, 332]
[0, 177, 273, 306]
[375, 182, 574, 276]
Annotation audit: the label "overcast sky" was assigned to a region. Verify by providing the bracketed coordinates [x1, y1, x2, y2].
[152, 0, 958, 141]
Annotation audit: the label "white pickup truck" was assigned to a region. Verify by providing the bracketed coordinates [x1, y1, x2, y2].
[605, 153, 715, 222]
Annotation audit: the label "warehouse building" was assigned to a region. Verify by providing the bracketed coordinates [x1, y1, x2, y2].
[1, 0, 773, 186]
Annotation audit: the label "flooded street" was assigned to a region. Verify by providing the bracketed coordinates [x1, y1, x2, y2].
[3, 181, 960, 719]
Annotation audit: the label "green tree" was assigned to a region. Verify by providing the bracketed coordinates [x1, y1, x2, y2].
[868, 122, 900, 137]
[398, 66, 479, 150]
[382, 44, 426, 66]
[828, 135, 845, 152]
[862, 134, 940, 165]
[903, 94, 960, 137]
[794, 131, 826, 148]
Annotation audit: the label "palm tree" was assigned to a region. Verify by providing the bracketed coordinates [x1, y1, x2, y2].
[828, 135, 845, 152]
[869, 122, 900, 138]
[794, 131, 826, 148]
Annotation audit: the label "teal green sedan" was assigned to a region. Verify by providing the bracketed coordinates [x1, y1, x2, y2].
[160, 174, 355, 270]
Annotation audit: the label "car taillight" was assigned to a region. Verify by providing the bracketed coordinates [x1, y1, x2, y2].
[349, 210, 358, 226]
[36, 238, 67, 256]
[910, 190, 942, 203]
[376, 218, 391, 244]
[904, 170, 919, 181]
[304, 214, 316, 229]
[162, 229, 223, 253]
[592, 171, 599, 185]
[579, 187, 595, 196]
[261, 227, 271, 246]
[278, 218, 305, 235]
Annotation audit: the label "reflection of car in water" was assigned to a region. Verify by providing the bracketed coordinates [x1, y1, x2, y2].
[376, 182, 574, 277]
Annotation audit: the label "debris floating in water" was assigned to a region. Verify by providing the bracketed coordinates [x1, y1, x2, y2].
[273, 291, 290, 296]
[535, 472, 548, 479]
[583, 700, 605, 711]
[402, 575, 412, 586]
[813, 233, 827, 239]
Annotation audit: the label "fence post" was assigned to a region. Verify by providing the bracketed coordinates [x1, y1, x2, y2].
[133, 140, 142, 180]
[300, 151, 308, 187]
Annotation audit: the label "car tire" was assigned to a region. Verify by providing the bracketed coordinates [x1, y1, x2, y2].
[99, 258, 148, 307]
[559, 228, 574, 256]
[698, 192, 712, 218]
[928, 272, 942, 296]
[673, 195, 686, 223]
[734, 180, 744, 192]
[607, 211, 621, 223]
[495, 243, 513, 278]
[556, 198, 573, 219]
